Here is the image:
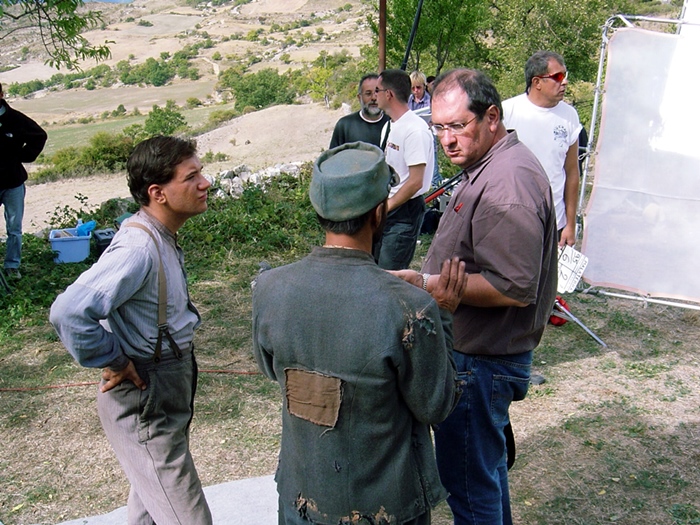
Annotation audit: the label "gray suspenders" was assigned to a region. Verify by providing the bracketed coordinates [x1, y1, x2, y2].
[125, 222, 184, 363]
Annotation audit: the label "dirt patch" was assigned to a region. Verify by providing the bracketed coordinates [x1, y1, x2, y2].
[194, 102, 344, 169]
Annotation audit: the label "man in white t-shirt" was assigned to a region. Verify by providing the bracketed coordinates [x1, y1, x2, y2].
[502, 51, 582, 246]
[374, 68, 434, 270]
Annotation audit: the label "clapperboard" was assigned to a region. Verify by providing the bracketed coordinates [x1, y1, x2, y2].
[557, 245, 588, 294]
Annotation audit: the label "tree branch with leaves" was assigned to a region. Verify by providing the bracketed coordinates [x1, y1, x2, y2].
[1, 0, 112, 70]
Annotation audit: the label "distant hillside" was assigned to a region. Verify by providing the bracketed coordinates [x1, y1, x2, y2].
[0, 0, 373, 125]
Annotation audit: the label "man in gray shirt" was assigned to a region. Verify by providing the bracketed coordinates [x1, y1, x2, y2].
[50, 136, 213, 525]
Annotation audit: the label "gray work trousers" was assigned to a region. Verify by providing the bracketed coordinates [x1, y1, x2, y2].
[97, 350, 212, 525]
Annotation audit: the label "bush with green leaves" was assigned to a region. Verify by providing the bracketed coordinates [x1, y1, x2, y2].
[208, 108, 239, 126]
[201, 151, 230, 163]
[80, 132, 134, 173]
[181, 167, 321, 266]
[34, 133, 135, 181]
[218, 67, 296, 111]
[37, 146, 84, 180]
[38, 100, 190, 180]
[187, 97, 203, 108]
[144, 101, 188, 136]
[120, 57, 174, 87]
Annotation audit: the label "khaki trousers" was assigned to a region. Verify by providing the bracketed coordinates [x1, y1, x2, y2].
[97, 351, 212, 525]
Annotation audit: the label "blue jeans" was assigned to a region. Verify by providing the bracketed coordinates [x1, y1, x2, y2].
[434, 350, 532, 525]
[375, 196, 425, 270]
[0, 184, 25, 269]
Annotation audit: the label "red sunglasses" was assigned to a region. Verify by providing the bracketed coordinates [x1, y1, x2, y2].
[536, 71, 568, 83]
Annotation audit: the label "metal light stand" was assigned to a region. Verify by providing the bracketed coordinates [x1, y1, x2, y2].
[551, 298, 607, 347]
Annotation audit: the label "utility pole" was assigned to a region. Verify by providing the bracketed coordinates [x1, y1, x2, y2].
[379, 0, 386, 71]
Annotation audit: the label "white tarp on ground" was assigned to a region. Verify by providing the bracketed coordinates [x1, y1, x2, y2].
[581, 24, 700, 302]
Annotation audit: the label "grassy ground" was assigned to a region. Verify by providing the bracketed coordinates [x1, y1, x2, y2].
[1, 232, 699, 525]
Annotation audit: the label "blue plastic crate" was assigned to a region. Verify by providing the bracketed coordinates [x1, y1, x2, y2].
[49, 228, 92, 263]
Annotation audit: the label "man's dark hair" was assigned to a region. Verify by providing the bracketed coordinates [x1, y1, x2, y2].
[525, 50, 565, 94]
[317, 208, 374, 236]
[0, 82, 3, 95]
[432, 69, 503, 122]
[379, 69, 411, 104]
[127, 136, 197, 206]
[358, 73, 379, 94]
[426, 75, 436, 84]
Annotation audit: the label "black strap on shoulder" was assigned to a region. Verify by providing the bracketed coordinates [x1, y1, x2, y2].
[379, 120, 391, 151]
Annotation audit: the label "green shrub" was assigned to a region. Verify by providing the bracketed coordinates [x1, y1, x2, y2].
[80, 132, 135, 173]
[201, 151, 230, 163]
[32, 147, 85, 182]
[144, 101, 188, 136]
[245, 29, 262, 41]
[187, 97, 203, 108]
[180, 167, 321, 265]
[33, 133, 135, 181]
[208, 108, 238, 125]
[121, 123, 147, 142]
[111, 104, 127, 117]
[219, 67, 296, 111]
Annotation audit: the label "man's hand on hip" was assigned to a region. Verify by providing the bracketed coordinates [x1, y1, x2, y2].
[101, 360, 146, 392]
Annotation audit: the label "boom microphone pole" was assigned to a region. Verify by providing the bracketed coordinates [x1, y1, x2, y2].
[400, 0, 425, 71]
[424, 172, 463, 204]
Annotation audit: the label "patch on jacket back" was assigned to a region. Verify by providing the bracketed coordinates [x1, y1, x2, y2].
[285, 368, 342, 427]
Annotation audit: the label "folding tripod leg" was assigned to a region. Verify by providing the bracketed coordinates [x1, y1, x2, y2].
[554, 299, 607, 347]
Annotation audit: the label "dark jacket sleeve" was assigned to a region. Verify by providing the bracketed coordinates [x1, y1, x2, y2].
[17, 112, 48, 163]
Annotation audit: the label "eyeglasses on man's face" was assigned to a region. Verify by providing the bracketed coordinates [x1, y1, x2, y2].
[430, 115, 478, 137]
[536, 70, 568, 83]
[374, 87, 389, 94]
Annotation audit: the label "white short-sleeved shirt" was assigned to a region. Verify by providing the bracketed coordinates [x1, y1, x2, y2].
[502, 93, 582, 228]
[384, 109, 434, 198]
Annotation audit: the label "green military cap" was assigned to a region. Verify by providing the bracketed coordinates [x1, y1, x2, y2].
[310, 142, 399, 221]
